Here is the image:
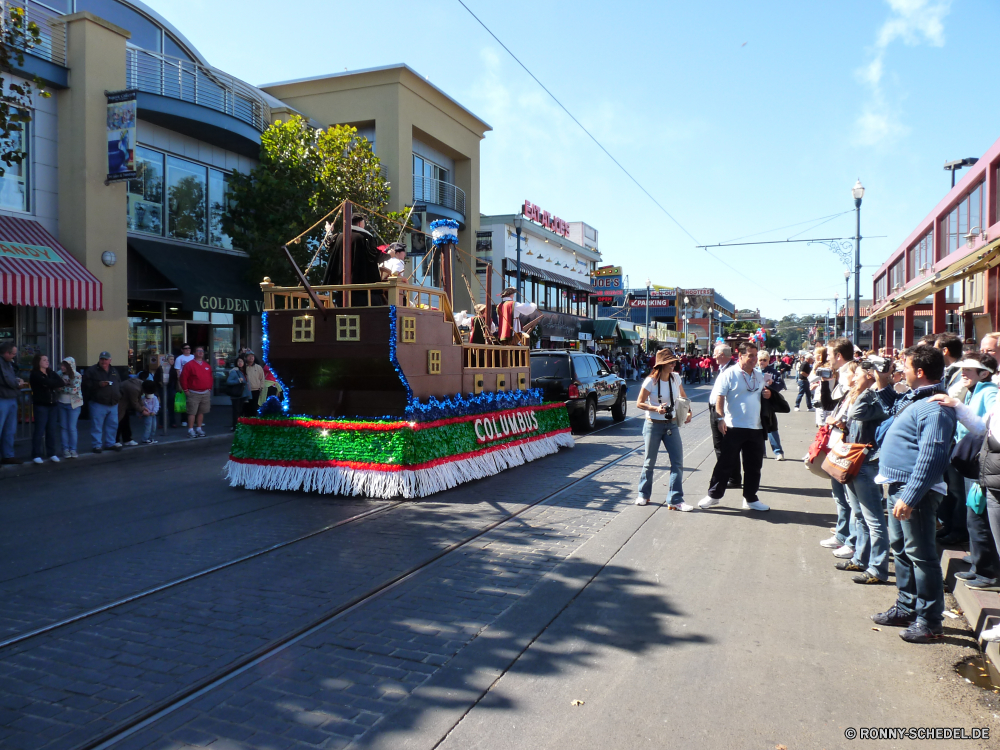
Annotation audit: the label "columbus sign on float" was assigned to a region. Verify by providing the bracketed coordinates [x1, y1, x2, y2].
[228, 403, 572, 499]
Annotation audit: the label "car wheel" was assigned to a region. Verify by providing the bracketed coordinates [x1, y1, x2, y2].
[611, 389, 627, 422]
[581, 396, 597, 432]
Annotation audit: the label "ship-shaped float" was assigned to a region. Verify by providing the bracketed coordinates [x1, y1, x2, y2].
[226, 209, 574, 498]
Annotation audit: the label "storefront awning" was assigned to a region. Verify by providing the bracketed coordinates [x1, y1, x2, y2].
[504, 258, 593, 293]
[621, 329, 640, 341]
[129, 237, 263, 314]
[0, 216, 103, 310]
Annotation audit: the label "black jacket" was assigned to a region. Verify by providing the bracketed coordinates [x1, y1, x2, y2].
[29, 369, 63, 406]
[83, 364, 122, 406]
[0, 357, 19, 400]
[321, 226, 385, 286]
[760, 388, 790, 433]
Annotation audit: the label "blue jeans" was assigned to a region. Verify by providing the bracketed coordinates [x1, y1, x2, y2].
[58, 402, 80, 453]
[638, 419, 684, 504]
[767, 430, 783, 456]
[31, 404, 60, 459]
[846, 462, 889, 580]
[795, 380, 813, 409]
[833, 479, 856, 548]
[0, 396, 16, 459]
[887, 488, 944, 631]
[141, 415, 156, 441]
[89, 402, 119, 449]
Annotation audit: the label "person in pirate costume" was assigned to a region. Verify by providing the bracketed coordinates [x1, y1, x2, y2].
[470, 303, 494, 345]
[321, 214, 388, 305]
[497, 287, 538, 344]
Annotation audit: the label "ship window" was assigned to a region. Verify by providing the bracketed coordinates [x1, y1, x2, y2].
[336, 315, 360, 341]
[401, 316, 416, 343]
[517, 372, 527, 390]
[474, 373, 484, 393]
[496, 374, 507, 391]
[292, 315, 315, 342]
[428, 350, 442, 375]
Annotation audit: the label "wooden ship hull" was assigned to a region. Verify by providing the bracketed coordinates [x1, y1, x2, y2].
[227, 275, 573, 498]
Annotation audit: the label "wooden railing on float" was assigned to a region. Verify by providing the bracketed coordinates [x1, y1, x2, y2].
[462, 344, 529, 370]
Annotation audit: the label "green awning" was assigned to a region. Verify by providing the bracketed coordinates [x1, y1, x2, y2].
[620, 329, 640, 341]
[129, 236, 263, 314]
[592, 319, 619, 339]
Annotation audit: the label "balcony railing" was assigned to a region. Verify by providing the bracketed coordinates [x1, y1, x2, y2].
[126, 47, 270, 133]
[10, 1, 66, 66]
[413, 174, 466, 218]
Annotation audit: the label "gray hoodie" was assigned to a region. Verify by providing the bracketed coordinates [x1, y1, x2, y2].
[0, 355, 19, 400]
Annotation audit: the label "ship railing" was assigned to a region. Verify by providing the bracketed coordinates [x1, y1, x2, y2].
[462, 344, 529, 370]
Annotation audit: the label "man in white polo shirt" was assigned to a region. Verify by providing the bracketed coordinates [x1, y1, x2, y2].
[699, 340, 772, 512]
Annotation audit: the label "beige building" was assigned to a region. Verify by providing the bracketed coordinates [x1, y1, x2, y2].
[261, 65, 492, 316]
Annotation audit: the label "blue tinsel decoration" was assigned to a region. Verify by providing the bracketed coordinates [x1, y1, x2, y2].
[429, 218, 459, 246]
[260, 310, 291, 414]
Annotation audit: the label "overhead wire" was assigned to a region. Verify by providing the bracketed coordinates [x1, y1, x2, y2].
[720, 211, 852, 244]
[455, 0, 699, 246]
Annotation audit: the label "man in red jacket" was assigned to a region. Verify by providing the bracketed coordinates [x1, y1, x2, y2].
[179, 346, 213, 437]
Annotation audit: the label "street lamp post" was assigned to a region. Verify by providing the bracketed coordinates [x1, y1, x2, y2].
[844, 269, 851, 342]
[513, 211, 524, 302]
[833, 294, 839, 338]
[683, 295, 690, 353]
[852, 179, 864, 343]
[645, 278, 651, 353]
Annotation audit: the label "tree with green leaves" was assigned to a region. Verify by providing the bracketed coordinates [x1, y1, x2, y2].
[223, 116, 406, 286]
[0, 3, 50, 176]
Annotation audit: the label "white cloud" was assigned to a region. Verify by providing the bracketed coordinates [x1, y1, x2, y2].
[854, 0, 951, 145]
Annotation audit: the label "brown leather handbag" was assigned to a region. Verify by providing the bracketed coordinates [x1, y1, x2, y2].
[821, 440, 870, 483]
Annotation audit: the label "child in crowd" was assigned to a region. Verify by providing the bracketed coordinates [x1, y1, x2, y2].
[140, 380, 160, 445]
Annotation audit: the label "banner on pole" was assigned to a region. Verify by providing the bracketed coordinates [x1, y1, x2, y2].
[106, 90, 137, 183]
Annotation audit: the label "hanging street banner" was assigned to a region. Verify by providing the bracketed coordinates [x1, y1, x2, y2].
[591, 265, 623, 297]
[106, 90, 137, 183]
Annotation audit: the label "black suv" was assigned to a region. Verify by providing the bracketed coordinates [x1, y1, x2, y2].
[529, 351, 628, 432]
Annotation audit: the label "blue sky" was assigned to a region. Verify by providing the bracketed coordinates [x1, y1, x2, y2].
[143, 0, 999, 319]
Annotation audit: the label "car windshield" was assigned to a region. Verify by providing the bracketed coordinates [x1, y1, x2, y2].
[530, 356, 570, 378]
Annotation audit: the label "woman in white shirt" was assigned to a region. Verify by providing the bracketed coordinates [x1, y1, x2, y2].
[636, 349, 693, 509]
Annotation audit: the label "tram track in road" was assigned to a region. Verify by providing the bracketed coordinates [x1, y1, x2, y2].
[79, 418, 658, 750]
[0, 410, 648, 655]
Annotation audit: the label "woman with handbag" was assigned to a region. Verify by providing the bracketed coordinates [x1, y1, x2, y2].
[833, 364, 891, 584]
[635, 349, 693, 509]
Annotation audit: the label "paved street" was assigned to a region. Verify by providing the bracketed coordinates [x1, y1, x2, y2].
[1, 382, 997, 750]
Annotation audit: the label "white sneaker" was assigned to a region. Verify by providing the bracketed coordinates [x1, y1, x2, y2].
[63, 449, 72, 459]
[70, 451, 78, 458]
[698, 495, 720, 509]
[794, 407, 800, 411]
[124, 440, 138, 447]
[196, 428, 206, 437]
[188, 428, 196, 438]
[668, 502, 695, 512]
[743, 499, 770, 511]
[775, 453, 784, 461]
[32, 457, 43, 464]
[635, 495, 649, 506]
[981, 623, 1000, 642]
[820, 536, 841, 548]
[49, 455, 60, 463]
[833, 545, 855, 558]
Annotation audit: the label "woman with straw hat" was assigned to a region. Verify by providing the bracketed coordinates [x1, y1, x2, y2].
[636, 349, 693, 509]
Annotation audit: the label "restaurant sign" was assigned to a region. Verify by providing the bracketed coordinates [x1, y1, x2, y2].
[522, 200, 569, 237]
[591, 265, 623, 297]
[0, 241, 64, 263]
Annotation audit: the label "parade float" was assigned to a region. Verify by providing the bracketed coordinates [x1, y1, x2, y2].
[226, 205, 574, 498]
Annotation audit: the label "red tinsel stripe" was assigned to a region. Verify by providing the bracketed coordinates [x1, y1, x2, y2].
[237, 402, 565, 433]
[229, 428, 572, 472]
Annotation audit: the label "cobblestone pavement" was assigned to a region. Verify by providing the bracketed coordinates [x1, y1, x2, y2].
[0, 400, 707, 750]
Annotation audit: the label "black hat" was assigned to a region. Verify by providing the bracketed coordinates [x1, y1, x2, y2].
[501, 287, 517, 298]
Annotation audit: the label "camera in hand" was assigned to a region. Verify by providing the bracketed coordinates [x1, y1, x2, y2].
[860, 356, 893, 374]
[816, 367, 833, 378]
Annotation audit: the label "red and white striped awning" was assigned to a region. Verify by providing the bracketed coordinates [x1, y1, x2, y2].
[0, 216, 103, 310]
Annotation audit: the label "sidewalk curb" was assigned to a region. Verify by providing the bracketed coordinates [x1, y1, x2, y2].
[354, 472, 662, 750]
[0, 433, 232, 481]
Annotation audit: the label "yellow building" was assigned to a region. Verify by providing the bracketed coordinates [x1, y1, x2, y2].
[261, 65, 491, 316]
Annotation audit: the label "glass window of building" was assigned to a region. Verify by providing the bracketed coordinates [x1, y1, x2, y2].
[888, 259, 904, 292]
[127, 146, 164, 235]
[128, 300, 163, 370]
[77, 0, 162, 52]
[208, 169, 232, 249]
[163, 33, 194, 61]
[0, 120, 29, 212]
[907, 230, 933, 280]
[167, 155, 207, 244]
